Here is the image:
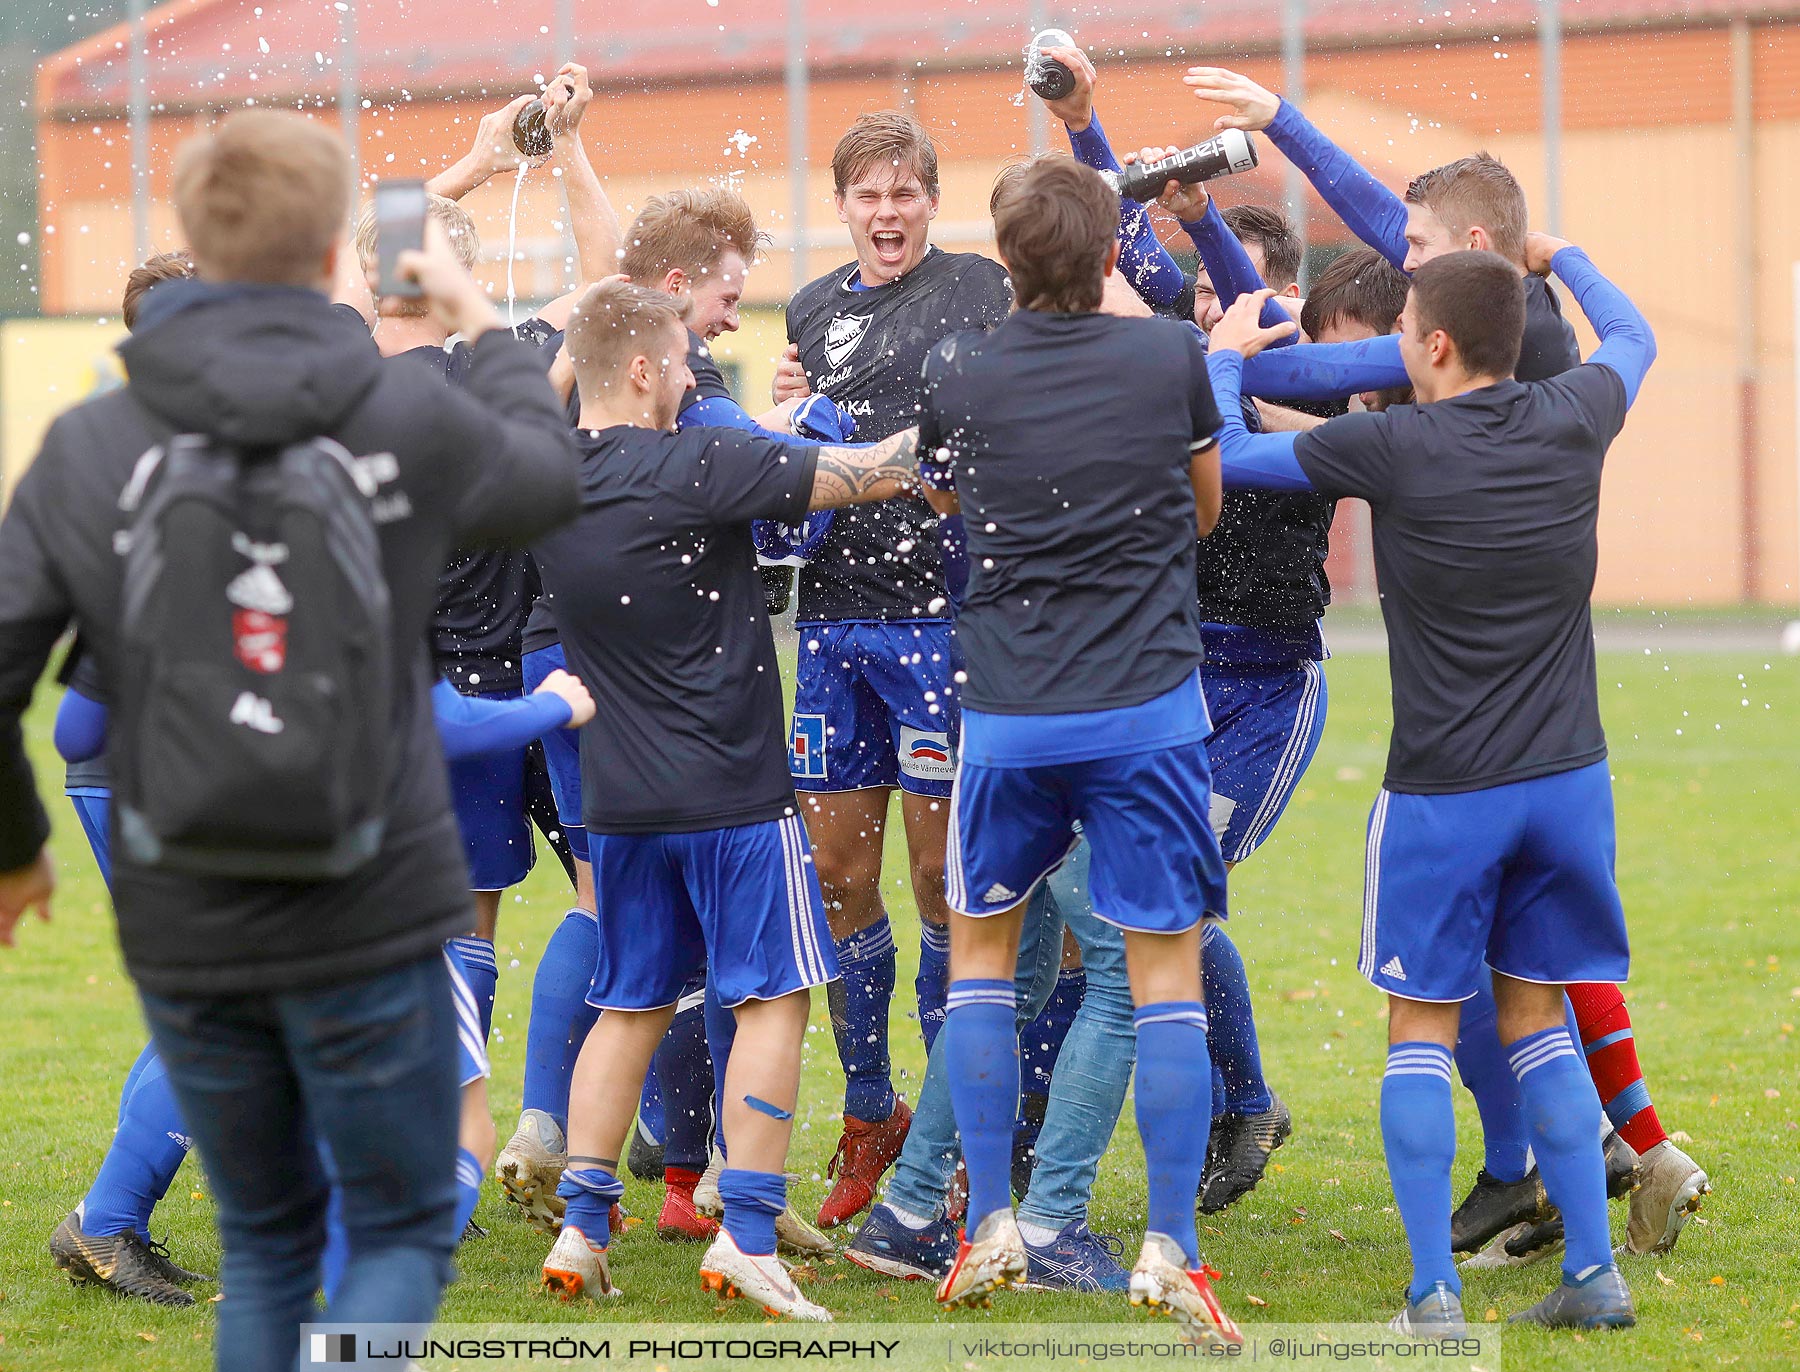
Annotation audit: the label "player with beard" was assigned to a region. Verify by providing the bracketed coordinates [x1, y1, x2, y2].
[778, 111, 1012, 1231]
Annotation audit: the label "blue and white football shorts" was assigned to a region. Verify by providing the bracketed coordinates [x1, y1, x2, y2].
[588, 814, 840, 1010]
[443, 946, 491, 1088]
[523, 644, 586, 862]
[946, 742, 1229, 934]
[1359, 759, 1630, 1003]
[1201, 661, 1328, 863]
[67, 790, 112, 886]
[790, 621, 955, 797]
[447, 691, 534, 890]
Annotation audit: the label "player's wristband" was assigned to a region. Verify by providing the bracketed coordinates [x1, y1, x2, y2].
[917, 459, 957, 492]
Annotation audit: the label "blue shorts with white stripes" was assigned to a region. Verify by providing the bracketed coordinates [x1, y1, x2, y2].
[1200, 661, 1327, 864]
[1358, 759, 1630, 1003]
[587, 815, 839, 1011]
[442, 946, 491, 1088]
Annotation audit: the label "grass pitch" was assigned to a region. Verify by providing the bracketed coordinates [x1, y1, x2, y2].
[0, 646, 1795, 1370]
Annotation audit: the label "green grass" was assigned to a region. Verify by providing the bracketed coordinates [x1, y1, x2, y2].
[1, 649, 1797, 1370]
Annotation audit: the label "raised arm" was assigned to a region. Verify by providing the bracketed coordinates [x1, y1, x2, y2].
[1132, 158, 1294, 340]
[808, 428, 922, 510]
[1241, 334, 1408, 402]
[1530, 235, 1657, 406]
[426, 94, 543, 203]
[1184, 67, 1409, 270]
[540, 63, 622, 331]
[1202, 294, 1320, 492]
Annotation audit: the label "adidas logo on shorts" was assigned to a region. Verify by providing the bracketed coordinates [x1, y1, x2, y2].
[983, 882, 1017, 904]
[1379, 955, 1407, 981]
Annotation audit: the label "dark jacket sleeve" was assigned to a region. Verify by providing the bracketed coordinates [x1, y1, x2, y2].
[0, 443, 76, 869]
[440, 329, 582, 547]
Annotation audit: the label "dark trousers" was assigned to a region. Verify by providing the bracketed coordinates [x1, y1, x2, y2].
[140, 951, 460, 1372]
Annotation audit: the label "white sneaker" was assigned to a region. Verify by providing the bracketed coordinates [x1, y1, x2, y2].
[540, 1223, 618, 1300]
[1128, 1232, 1243, 1348]
[935, 1209, 1026, 1309]
[699, 1228, 832, 1321]
[495, 1110, 568, 1235]
[692, 1149, 723, 1218]
[1627, 1139, 1710, 1255]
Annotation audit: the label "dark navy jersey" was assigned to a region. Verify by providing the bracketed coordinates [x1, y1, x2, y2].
[920, 310, 1222, 715]
[787, 247, 1012, 622]
[524, 328, 734, 657]
[393, 341, 538, 694]
[1521, 275, 1581, 382]
[1293, 364, 1629, 794]
[531, 426, 818, 834]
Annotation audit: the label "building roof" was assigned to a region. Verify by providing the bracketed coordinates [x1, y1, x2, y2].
[37, 0, 1793, 118]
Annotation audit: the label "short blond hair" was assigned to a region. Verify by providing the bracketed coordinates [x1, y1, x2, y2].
[173, 110, 349, 287]
[354, 192, 479, 317]
[619, 188, 766, 285]
[565, 278, 686, 398]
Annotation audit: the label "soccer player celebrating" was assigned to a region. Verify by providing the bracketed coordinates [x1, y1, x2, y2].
[780, 111, 1013, 1230]
[531, 280, 931, 1318]
[915, 157, 1238, 1346]
[1204, 234, 1656, 1331]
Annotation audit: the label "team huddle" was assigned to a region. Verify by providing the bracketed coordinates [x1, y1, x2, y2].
[0, 34, 1714, 1367]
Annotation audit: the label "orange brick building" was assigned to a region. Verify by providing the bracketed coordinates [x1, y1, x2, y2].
[28, 0, 1800, 604]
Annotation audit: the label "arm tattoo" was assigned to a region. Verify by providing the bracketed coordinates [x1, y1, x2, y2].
[809, 428, 922, 508]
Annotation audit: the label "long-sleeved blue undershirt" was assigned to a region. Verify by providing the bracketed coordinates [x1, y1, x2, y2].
[1241, 334, 1407, 401]
[1264, 99, 1410, 271]
[1209, 246, 1656, 491]
[680, 394, 833, 446]
[1068, 112, 1291, 335]
[54, 681, 573, 769]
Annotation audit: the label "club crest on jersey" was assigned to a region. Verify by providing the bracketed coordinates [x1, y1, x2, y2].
[898, 726, 953, 781]
[232, 609, 288, 674]
[824, 314, 870, 368]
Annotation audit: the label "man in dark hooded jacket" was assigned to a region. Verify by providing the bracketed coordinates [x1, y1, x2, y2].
[0, 110, 577, 1372]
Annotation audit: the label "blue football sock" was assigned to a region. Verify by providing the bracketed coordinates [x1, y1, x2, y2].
[916, 921, 952, 1052]
[943, 979, 1019, 1228]
[1381, 1041, 1461, 1302]
[557, 1167, 626, 1246]
[1201, 924, 1273, 1115]
[655, 1000, 714, 1172]
[520, 910, 600, 1132]
[719, 1168, 787, 1257]
[446, 936, 499, 1043]
[703, 982, 737, 1160]
[1134, 1003, 1212, 1267]
[83, 1052, 192, 1239]
[1019, 968, 1085, 1096]
[1453, 975, 1531, 1183]
[830, 916, 898, 1123]
[452, 1147, 483, 1243]
[116, 1040, 156, 1129]
[1508, 1026, 1614, 1282]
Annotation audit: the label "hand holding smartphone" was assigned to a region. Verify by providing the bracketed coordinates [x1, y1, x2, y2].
[373, 179, 427, 299]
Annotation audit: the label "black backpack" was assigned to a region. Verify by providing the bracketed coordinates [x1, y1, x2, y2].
[112, 432, 394, 879]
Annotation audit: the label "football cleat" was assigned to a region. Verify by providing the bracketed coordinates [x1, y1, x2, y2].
[844, 1203, 957, 1281]
[692, 1150, 723, 1218]
[1021, 1219, 1130, 1292]
[1509, 1265, 1636, 1329]
[1450, 1167, 1551, 1254]
[495, 1109, 568, 1235]
[143, 1235, 211, 1286]
[657, 1169, 719, 1243]
[1128, 1232, 1242, 1347]
[460, 1217, 489, 1243]
[49, 1213, 194, 1307]
[1603, 1129, 1642, 1199]
[819, 1097, 912, 1229]
[1199, 1096, 1292, 1213]
[540, 1223, 618, 1301]
[1389, 1280, 1467, 1334]
[936, 1209, 1027, 1309]
[1626, 1139, 1710, 1255]
[700, 1228, 832, 1321]
[775, 1202, 834, 1257]
[1462, 1218, 1563, 1270]
[627, 1113, 665, 1183]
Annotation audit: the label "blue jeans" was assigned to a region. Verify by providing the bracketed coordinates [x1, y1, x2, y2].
[885, 874, 1067, 1219]
[1017, 840, 1136, 1231]
[140, 953, 461, 1372]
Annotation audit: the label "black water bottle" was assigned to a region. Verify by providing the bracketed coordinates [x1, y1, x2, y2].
[1105, 129, 1260, 201]
[512, 98, 553, 158]
[1026, 28, 1078, 101]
